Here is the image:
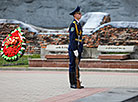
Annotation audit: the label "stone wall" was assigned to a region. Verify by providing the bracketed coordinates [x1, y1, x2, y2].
[1, 21, 138, 59]
[0, 0, 138, 28]
[91, 22, 138, 47]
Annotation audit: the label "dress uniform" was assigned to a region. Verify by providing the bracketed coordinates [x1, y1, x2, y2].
[68, 6, 84, 89]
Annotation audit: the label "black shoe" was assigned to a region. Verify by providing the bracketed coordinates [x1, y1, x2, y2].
[79, 85, 84, 89]
[70, 85, 84, 89]
[70, 85, 77, 89]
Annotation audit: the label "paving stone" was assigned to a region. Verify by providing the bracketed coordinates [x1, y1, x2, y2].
[0, 71, 138, 102]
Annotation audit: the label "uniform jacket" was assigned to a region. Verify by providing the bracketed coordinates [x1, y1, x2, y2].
[68, 19, 83, 53]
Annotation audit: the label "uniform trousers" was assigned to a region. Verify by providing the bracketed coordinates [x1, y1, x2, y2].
[68, 50, 81, 85]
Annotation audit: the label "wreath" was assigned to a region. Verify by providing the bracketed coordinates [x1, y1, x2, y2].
[0, 27, 26, 62]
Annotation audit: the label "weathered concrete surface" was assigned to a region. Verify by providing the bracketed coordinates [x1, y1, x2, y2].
[75, 88, 138, 102]
[0, 0, 138, 28]
[82, 47, 100, 58]
[0, 71, 138, 102]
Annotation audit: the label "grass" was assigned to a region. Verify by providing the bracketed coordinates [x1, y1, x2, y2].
[0, 54, 40, 67]
[0, 65, 29, 68]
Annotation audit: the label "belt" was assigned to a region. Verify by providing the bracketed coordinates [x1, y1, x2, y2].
[75, 38, 82, 42]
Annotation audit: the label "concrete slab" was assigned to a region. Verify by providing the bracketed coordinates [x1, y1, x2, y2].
[97, 45, 137, 52]
[74, 88, 138, 102]
[1, 67, 138, 73]
[0, 71, 138, 102]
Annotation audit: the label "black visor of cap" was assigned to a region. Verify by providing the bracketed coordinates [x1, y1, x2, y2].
[69, 6, 80, 15]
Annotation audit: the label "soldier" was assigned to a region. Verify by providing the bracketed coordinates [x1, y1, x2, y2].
[68, 6, 84, 89]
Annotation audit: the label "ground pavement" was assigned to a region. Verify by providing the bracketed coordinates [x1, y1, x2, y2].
[0, 69, 138, 102]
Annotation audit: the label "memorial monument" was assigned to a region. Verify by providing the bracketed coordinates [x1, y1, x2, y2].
[29, 13, 138, 69]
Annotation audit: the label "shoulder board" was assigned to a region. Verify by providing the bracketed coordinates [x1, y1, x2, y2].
[73, 21, 76, 24]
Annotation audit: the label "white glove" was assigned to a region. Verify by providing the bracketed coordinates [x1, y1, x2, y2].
[73, 50, 79, 57]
